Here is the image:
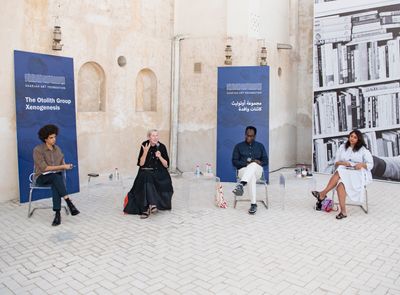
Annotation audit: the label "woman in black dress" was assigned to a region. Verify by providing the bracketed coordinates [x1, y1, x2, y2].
[123, 130, 173, 218]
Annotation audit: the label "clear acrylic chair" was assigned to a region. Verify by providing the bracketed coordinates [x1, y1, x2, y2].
[331, 185, 369, 214]
[233, 170, 269, 209]
[28, 171, 69, 218]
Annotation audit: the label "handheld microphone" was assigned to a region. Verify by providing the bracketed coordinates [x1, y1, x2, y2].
[156, 142, 160, 159]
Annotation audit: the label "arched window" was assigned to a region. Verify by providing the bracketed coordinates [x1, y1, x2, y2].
[136, 69, 157, 112]
[78, 62, 106, 112]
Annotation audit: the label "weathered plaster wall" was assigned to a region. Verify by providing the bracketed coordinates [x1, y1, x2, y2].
[296, 0, 314, 164]
[174, 0, 310, 172]
[0, 0, 174, 202]
[0, 1, 25, 202]
[0, 0, 314, 202]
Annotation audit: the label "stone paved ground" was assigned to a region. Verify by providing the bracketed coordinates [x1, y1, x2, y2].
[0, 170, 400, 294]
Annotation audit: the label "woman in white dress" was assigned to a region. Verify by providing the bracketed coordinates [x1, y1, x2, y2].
[311, 130, 373, 219]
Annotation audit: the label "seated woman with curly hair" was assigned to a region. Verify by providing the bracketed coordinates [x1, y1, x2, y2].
[33, 124, 80, 226]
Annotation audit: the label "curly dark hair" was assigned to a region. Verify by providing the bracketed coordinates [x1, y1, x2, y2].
[345, 129, 366, 152]
[245, 126, 257, 135]
[38, 124, 59, 142]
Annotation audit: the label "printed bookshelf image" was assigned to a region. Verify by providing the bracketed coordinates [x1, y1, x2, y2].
[312, 2, 400, 182]
[314, 7, 400, 89]
[313, 81, 400, 135]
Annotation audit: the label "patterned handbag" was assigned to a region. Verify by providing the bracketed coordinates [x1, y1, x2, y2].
[215, 183, 227, 208]
[321, 198, 334, 212]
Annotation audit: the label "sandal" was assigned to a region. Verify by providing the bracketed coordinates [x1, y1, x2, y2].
[140, 208, 150, 219]
[311, 191, 326, 202]
[150, 205, 158, 214]
[335, 212, 347, 220]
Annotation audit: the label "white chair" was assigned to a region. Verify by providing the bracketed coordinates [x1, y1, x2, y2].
[331, 185, 369, 214]
[28, 171, 69, 218]
[233, 170, 269, 209]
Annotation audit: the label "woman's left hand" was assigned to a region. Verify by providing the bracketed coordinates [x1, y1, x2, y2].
[354, 163, 364, 170]
[155, 151, 162, 159]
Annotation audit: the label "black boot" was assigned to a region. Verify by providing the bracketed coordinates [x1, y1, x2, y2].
[52, 210, 61, 226]
[65, 198, 80, 216]
[315, 201, 322, 211]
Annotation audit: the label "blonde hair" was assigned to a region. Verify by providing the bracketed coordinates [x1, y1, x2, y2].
[147, 129, 158, 137]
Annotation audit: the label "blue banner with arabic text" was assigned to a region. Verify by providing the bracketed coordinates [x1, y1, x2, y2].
[217, 66, 269, 182]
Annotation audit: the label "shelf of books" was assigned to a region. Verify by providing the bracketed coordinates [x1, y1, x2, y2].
[315, 0, 400, 18]
[312, 1, 400, 175]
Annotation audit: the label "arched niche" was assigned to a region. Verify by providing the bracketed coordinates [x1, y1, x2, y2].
[136, 68, 157, 112]
[78, 62, 106, 112]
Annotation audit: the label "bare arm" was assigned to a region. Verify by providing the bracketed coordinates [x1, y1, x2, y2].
[155, 151, 168, 168]
[335, 161, 351, 167]
[139, 143, 150, 166]
[354, 162, 368, 170]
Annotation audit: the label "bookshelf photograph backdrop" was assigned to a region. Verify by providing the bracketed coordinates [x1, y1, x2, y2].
[313, 0, 400, 182]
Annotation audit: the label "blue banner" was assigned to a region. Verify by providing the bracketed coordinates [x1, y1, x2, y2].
[14, 50, 79, 203]
[217, 66, 269, 182]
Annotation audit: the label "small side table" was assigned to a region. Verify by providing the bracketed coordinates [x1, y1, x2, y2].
[87, 173, 99, 197]
[181, 172, 221, 209]
[279, 171, 317, 210]
[86, 173, 125, 208]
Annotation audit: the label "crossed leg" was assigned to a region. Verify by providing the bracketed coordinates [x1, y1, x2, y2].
[316, 172, 348, 217]
[318, 171, 340, 200]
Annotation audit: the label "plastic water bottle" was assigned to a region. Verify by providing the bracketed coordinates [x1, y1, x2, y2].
[206, 163, 212, 174]
[195, 165, 200, 176]
[114, 168, 120, 181]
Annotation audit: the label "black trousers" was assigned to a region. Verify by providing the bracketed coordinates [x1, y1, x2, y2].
[36, 173, 68, 211]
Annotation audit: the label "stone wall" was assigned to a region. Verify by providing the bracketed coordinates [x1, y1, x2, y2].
[0, 0, 174, 202]
[0, 0, 314, 202]
[296, 0, 314, 164]
[174, 0, 314, 172]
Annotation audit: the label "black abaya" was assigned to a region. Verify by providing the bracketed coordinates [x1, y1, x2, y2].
[123, 141, 173, 214]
